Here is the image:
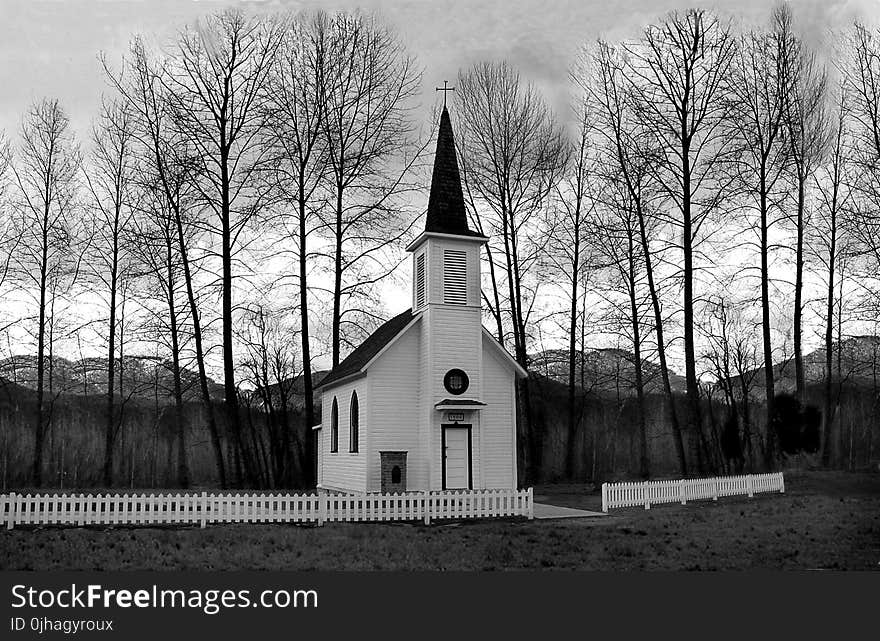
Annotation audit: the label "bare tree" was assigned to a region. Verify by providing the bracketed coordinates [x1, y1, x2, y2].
[162, 10, 283, 485]
[624, 9, 736, 474]
[812, 79, 854, 467]
[84, 99, 139, 487]
[545, 88, 597, 480]
[592, 172, 653, 479]
[260, 12, 330, 485]
[580, 40, 688, 476]
[845, 24, 880, 470]
[106, 37, 227, 487]
[456, 60, 568, 483]
[129, 176, 191, 488]
[319, 11, 422, 367]
[726, 6, 793, 459]
[10, 98, 82, 487]
[846, 24, 880, 323]
[781, 6, 830, 402]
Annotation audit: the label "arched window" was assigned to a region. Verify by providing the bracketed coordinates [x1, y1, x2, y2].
[330, 397, 338, 453]
[349, 392, 359, 453]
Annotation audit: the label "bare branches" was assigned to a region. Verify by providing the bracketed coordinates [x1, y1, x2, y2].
[456, 60, 568, 367]
[316, 10, 423, 367]
[9, 98, 83, 486]
[621, 9, 737, 472]
[82, 97, 141, 486]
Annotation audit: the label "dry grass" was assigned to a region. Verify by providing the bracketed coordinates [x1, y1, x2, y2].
[1, 471, 877, 570]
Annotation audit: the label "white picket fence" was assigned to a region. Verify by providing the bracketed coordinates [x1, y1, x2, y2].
[601, 472, 785, 512]
[0, 487, 533, 529]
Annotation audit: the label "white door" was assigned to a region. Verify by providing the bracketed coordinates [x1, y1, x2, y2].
[443, 426, 470, 489]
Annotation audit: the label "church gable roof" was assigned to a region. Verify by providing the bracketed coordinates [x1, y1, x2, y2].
[319, 309, 416, 390]
[424, 107, 483, 238]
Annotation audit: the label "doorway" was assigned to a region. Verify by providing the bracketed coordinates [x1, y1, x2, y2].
[441, 424, 472, 490]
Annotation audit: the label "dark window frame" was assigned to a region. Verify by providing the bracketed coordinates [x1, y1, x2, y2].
[443, 368, 470, 396]
[349, 391, 359, 453]
[330, 397, 339, 453]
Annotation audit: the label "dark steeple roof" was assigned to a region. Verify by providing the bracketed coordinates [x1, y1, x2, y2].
[425, 106, 478, 236]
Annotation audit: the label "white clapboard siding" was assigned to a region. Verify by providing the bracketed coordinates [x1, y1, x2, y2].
[428, 305, 483, 398]
[601, 472, 785, 512]
[1, 488, 532, 529]
[321, 377, 368, 492]
[479, 336, 517, 488]
[367, 322, 423, 490]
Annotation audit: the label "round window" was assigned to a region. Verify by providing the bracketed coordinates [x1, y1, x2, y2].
[443, 369, 469, 395]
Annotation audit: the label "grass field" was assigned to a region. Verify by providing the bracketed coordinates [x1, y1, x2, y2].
[1, 471, 878, 570]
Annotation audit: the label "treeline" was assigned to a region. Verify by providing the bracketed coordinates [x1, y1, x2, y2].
[528, 373, 878, 484]
[0, 10, 423, 489]
[449, 5, 880, 482]
[1, 4, 879, 490]
[0, 374, 312, 490]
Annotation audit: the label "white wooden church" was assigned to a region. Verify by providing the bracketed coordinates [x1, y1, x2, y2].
[313, 106, 526, 494]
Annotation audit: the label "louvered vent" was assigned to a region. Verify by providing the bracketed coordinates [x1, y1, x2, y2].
[414, 253, 426, 309]
[443, 249, 467, 305]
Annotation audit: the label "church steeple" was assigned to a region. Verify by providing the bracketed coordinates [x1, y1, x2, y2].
[407, 102, 486, 313]
[425, 106, 471, 236]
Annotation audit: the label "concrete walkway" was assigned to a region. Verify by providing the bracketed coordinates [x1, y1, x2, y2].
[533, 503, 606, 519]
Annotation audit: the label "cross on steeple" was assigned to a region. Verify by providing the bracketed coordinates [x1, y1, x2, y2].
[435, 80, 455, 108]
[425, 93, 472, 236]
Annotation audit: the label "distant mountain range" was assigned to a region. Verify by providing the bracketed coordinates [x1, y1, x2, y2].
[0, 355, 225, 402]
[531, 336, 880, 398]
[4, 335, 875, 407]
[0, 353, 337, 412]
[724, 335, 880, 393]
[530, 347, 687, 395]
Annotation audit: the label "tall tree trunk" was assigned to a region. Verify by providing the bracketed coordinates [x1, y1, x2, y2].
[504, 208, 537, 482]
[32, 218, 50, 488]
[332, 187, 343, 368]
[682, 148, 703, 476]
[636, 203, 686, 476]
[836, 270, 845, 467]
[147, 117, 227, 488]
[166, 244, 189, 488]
[821, 199, 836, 468]
[628, 247, 649, 479]
[173, 203, 226, 489]
[565, 234, 580, 480]
[220, 156, 244, 486]
[759, 176, 777, 468]
[118, 301, 128, 483]
[103, 228, 119, 487]
[298, 189, 316, 488]
[794, 173, 806, 401]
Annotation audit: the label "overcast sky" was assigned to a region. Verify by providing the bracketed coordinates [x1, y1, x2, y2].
[1, 0, 875, 139]
[2, 0, 877, 367]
